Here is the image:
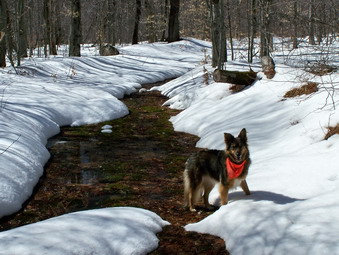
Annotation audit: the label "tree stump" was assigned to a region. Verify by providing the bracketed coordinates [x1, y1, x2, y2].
[261, 56, 276, 79]
[213, 69, 257, 86]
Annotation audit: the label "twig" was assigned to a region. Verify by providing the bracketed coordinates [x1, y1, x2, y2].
[0, 134, 21, 155]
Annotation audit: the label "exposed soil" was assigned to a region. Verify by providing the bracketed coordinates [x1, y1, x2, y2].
[0, 80, 228, 254]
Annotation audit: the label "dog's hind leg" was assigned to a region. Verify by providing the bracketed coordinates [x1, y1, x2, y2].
[240, 180, 250, 195]
[202, 177, 215, 210]
[183, 171, 200, 212]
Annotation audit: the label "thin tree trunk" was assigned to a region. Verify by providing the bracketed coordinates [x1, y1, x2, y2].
[248, 0, 256, 62]
[2, 0, 15, 67]
[259, 0, 271, 57]
[292, 1, 298, 49]
[17, 0, 28, 64]
[210, 0, 226, 69]
[226, 0, 233, 61]
[167, 0, 180, 42]
[0, 0, 8, 67]
[309, 0, 316, 45]
[69, 0, 82, 57]
[161, 0, 169, 41]
[49, 0, 57, 55]
[107, 0, 116, 45]
[132, 0, 141, 44]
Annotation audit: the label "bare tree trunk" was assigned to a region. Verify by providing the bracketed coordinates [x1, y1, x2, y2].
[248, 0, 256, 62]
[316, 2, 325, 44]
[107, 0, 116, 45]
[145, 0, 156, 43]
[17, 0, 28, 64]
[292, 1, 298, 49]
[308, 0, 316, 45]
[1, 0, 15, 67]
[167, 0, 180, 42]
[210, 0, 226, 69]
[259, 0, 271, 57]
[49, 0, 57, 55]
[0, 0, 7, 67]
[132, 0, 141, 44]
[161, 0, 169, 41]
[226, 0, 233, 60]
[69, 0, 82, 57]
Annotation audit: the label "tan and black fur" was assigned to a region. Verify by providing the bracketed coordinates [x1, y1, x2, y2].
[184, 128, 251, 212]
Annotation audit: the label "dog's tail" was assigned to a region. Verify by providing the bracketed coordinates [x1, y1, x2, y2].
[183, 169, 190, 209]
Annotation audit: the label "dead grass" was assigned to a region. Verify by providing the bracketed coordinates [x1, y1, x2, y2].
[306, 63, 338, 76]
[324, 124, 339, 140]
[284, 82, 318, 98]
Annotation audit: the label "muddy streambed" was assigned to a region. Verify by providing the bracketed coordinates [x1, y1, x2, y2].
[0, 81, 228, 254]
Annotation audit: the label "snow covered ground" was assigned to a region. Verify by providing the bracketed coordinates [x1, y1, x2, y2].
[0, 37, 338, 254]
[153, 39, 339, 254]
[0, 207, 169, 255]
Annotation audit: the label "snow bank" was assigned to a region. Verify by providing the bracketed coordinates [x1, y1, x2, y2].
[0, 207, 169, 255]
[155, 43, 339, 254]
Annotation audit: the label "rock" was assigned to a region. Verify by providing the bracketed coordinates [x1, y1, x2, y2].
[99, 44, 119, 56]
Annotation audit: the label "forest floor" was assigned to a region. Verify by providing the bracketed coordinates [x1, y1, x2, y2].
[0, 80, 228, 254]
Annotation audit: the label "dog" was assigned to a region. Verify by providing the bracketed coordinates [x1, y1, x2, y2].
[183, 128, 251, 212]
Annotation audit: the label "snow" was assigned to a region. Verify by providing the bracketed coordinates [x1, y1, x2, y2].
[154, 39, 339, 254]
[1, 37, 339, 254]
[0, 207, 169, 255]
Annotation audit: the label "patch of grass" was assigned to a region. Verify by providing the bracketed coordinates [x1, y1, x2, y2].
[102, 162, 128, 173]
[142, 105, 165, 113]
[324, 124, 339, 140]
[63, 125, 98, 137]
[99, 173, 125, 183]
[284, 82, 318, 98]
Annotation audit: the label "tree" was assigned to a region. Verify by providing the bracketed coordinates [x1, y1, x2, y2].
[43, 0, 57, 56]
[0, 0, 15, 67]
[291, 1, 299, 49]
[167, 0, 180, 42]
[107, 0, 116, 45]
[209, 0, 226, 69]
[248, 0, 257, 62]
[0, 0, 7, 67]
[69, 0, 82, 57]
[132, 0, 141, 44]
[308, 0, 316, 45]
[17, 0, 28, 63]
[259, 0, 272, 57]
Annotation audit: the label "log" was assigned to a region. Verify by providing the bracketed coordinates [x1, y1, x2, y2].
[213, 69, 257, 86]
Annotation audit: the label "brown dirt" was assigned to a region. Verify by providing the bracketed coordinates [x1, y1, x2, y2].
[0, 80, 228, 254]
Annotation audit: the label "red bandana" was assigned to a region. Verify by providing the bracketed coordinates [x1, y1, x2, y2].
[226, 158, 246, 179]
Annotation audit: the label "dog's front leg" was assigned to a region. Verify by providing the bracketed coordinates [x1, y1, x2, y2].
[219, 184, 229, 205]
[240, 180, 250, 195]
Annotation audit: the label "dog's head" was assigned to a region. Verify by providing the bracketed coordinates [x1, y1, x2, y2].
[224, 128, 249, 163]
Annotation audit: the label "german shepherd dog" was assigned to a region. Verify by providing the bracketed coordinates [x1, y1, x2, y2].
[184, 128, 251, 211]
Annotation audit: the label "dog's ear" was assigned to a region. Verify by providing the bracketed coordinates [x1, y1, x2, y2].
[224, 133, 235, 147]
[238, 128, 247, 144]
